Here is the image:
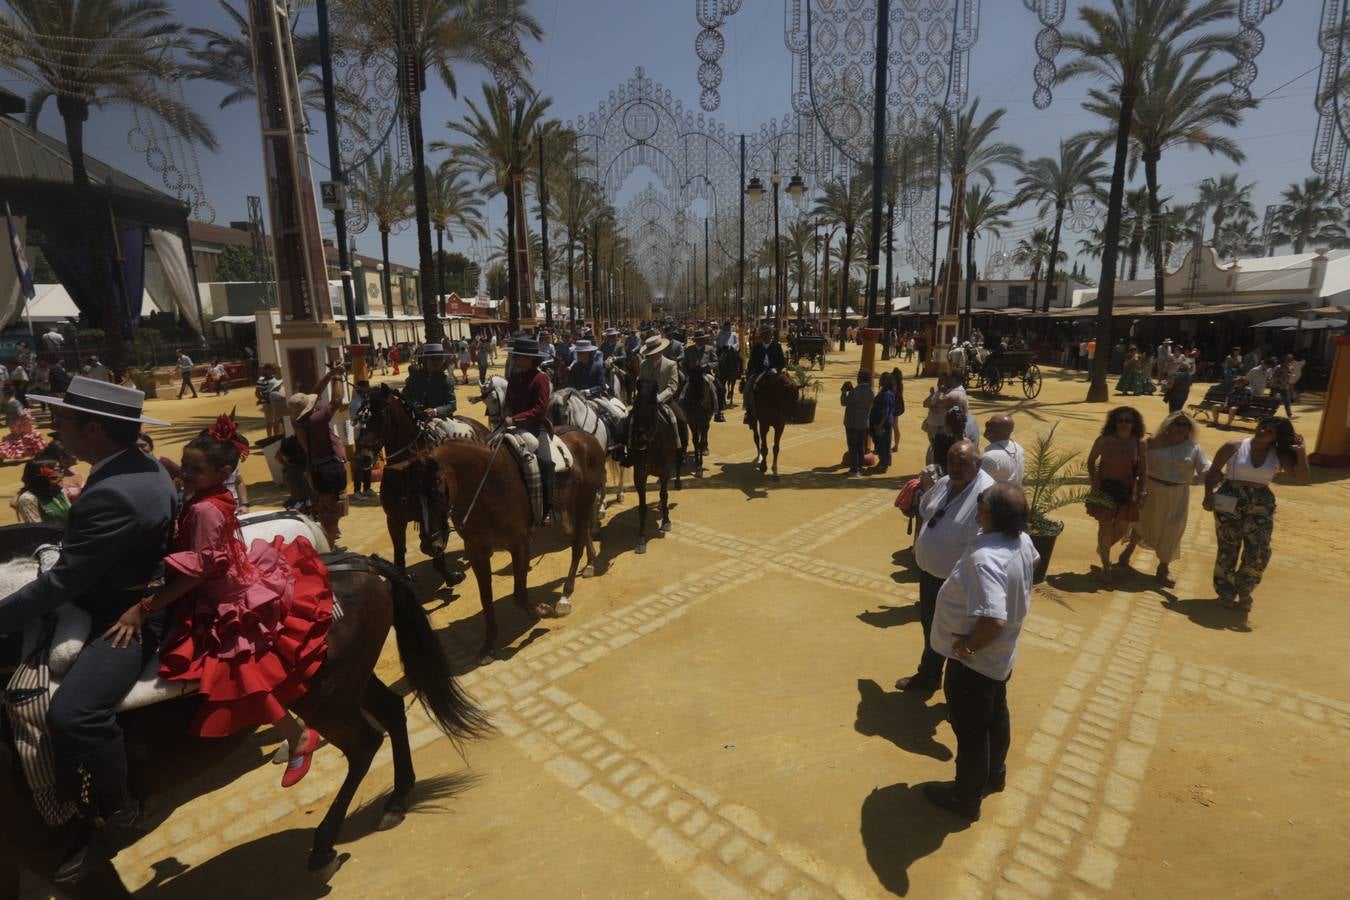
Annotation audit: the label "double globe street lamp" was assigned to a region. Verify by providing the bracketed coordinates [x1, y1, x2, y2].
[745, 171, 806, 333]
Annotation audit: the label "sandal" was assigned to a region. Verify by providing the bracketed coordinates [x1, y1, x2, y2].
[282, 728, 321, 788]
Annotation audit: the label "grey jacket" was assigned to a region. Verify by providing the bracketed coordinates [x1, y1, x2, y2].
[841, 384, 875, 430]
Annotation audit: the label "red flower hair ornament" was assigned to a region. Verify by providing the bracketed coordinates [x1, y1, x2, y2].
[206, 413, 250, 460]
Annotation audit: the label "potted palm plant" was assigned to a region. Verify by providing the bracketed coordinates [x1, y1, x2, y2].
[1024, 423, 1091, 583]
[787, 363, 821, 423]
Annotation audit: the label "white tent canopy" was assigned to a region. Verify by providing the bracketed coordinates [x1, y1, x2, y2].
[25, 283, 158, 323]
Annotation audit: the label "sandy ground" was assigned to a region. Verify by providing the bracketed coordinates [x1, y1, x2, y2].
[7, 345, 1350, 899]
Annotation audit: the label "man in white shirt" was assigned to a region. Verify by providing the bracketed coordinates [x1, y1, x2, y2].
[981, 414, 1024, 486]
[896, 440, 997, 694]
[41, 326, 64, 352]
[175, 350, 197, 399]
[925, 482, 1037, 821]
[83, 355, 113, 383]
[714, 320, 740, 354]
[1246, 360, 1270, 395]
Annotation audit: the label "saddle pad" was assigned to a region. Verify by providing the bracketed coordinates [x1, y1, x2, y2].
[497, 431, 574, 527]
[429, 417, 478, 442]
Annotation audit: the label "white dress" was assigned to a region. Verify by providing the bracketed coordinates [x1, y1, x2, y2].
[1133, 440, 1209, 564]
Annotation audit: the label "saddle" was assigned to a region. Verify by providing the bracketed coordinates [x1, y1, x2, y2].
[426, 416, 479, 443]
[495, 428, 575, 527]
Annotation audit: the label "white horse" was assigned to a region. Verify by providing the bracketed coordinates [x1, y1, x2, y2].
[547, 387, 627, 515]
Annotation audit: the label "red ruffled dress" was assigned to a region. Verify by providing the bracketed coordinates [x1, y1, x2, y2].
[159, 486, 334, 737]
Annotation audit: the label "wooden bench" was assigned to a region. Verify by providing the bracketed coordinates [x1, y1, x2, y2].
[1193, 388, 1280, 426]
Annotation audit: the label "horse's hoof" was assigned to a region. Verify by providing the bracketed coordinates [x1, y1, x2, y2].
[376, 806, 407, 832]
[582, 564, 595, 578]
[308, 850, 347, 883]
[635, 541, 647, 555]
[660, 521, 672, 533]
[556, 597, 574, 616]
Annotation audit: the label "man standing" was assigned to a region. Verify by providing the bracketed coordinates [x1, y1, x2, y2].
[84, 355, 113, 383]
[743, 323, 786, 425]
[287, 364, 348, 546]
[0, 377, 175, 881]
[403, 343, 457, 420]
[925, 483, 1037, 821]
[41, 324, 64, 353]
[175, 349, 197, 399]
[896, 440, 996, 694]
[475, 337, 491, 384]
[981, 414, 1025, 486]
[256, 364, 286, 438]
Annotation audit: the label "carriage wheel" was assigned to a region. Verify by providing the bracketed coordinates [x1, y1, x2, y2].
[982, 365, 1003, 397]
[962, 366, 976, 390]
[1023, 365, 1043, 399]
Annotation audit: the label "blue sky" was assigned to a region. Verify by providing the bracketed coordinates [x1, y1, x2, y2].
[35, 0, 1333, 285]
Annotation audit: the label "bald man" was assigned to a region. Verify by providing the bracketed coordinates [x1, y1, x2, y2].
[981, 414, 1025, 486]
[897, 439, 996, 694]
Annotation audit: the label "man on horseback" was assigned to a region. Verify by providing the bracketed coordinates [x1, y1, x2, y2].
[744, 323, 787, 425]
[635, 334, 688, 462]
[715, 319, 740, 355]
[681, 331, 725, 423]
[403, 343, 457, 420]
[0, 378, 176, 882]
[599, 327, 624, 362]
[569, 340, 607, 393]
[503, 337, 557, 526]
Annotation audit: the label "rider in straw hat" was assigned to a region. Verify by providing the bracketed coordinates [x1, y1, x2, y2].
[636, 334, 688, 461]
[681, 330, 725, 423]
[504, 336, 557, 525]
[744, 323, 786, 425]
[0, 377, 177, 883]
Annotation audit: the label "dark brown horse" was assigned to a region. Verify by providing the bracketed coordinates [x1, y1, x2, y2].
[414, 427, 606, 665]
[629, 382, 681, 554]
[678, 369, 714, 474]
[0, 524, 487, 897]
[716, 346, 743, 409]
[353, 385, 489, 580]
[748, 372, 799, 478]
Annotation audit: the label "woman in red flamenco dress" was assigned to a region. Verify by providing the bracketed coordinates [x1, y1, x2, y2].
[102, 416, 333, 787]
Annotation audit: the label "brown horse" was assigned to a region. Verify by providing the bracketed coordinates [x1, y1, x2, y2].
[353, 385, 489, 580]
[629, 382, 682, 554]
[678, 369, 714, 475]
[716, 346, 743, 409]
[0, 524, 487, 896]
[748, 372, 799, 478]
[415, 427, 606, 665]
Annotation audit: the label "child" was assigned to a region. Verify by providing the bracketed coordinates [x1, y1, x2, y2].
[101, 415, 332, 787]
[840, 371, 874, 478]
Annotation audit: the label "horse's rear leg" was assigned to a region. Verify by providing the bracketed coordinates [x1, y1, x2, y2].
[635, 467, 649, 554]
[308, 708, 383, 877]
[772, 424, 784, 479]
[362, 675, 414, 830]
[659, 476, 672, 533]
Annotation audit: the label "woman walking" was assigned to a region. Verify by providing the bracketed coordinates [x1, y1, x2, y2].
[1116, 346, 1148, 395]
[1118, 412, 1208, 587]
[1203, 417, 1309, 620]
[1086, 407, 1148, 583]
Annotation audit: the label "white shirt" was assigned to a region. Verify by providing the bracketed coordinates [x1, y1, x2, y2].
[1246, 365, 1268, 394]
[982, 439, 1025, 486]
[715, 331, 740, 351]
[177, 354, 193, 371]
[931, 531, 1037, 682]
[913, 469, 996, 578]
[1288, 360, 1305, 384]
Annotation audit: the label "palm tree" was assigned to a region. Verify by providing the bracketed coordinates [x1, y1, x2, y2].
[1087, 48, 1243, 307]
[550, 169, 603, 327]
[0, 0, 216, 368]
[348, 154, 413, 320]
[953, 185, 1012, 329]
[784, 217, 815, 322]
[1196, 172, 1253, 245]
[442, 83, 553, 331]
[1213, 209, 1264, 260]
[935, 99, 1023, 330]
[1056, 0, 1234, 400]
[426, 162, 486, 307]
[1015, 138, 1106, 312]
[1273, 177, 1347, 253]
[1013, 227, 1065, 313]
[1120, 187, 1152, 280]
[346, 0, 543, 339]
[812, 175, 871, 349]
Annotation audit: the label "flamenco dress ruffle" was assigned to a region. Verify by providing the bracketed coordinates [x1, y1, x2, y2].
[0, 415, 48, 460]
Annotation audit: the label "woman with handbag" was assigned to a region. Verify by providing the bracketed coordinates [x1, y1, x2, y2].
[1085, 407, 1148, 583]
[1203, 417, 1309, 621]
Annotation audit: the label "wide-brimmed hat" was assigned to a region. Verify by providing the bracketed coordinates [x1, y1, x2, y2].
[418, 342, 450, 357]
[509, 337, 548, 359]
[574, 340, 598, 354]
[28, 376, 169, 426]
[643, 335, 670, 357]
[757, 323, 774, 333]
[692, 330, 709, 341]
[603, 327, 619, 337]
[287, 392, 320, 420]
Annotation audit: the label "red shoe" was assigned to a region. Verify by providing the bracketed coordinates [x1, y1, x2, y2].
[281, 728, 321, 788]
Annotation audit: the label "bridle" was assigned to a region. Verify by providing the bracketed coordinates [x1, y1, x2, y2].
[354, 386, 440, 470]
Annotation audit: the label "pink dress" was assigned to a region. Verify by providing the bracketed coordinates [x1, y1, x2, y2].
[158, 487, 333, 737]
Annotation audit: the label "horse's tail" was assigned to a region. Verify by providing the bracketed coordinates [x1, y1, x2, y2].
[367, 554, 493, 742]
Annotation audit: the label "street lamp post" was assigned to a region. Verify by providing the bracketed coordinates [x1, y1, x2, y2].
[538, 133, 554, 327]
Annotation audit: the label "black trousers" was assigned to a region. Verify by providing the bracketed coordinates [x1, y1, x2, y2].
[48, 612, 165, 807]
[178, 370, 197, 398]
[914, 570, 947, 684]
[944, 660, 1011, 807]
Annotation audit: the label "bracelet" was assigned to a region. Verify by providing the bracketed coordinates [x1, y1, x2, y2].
[137, 597, 153, 616]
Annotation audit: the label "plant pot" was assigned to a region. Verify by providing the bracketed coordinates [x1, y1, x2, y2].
[790, 397, 817, 424]
[1029, 530, 1059, 584]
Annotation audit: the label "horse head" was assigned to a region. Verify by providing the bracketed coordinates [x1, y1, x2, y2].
[631, 380, 661, 450]
[475, 376, 508, 428]
[353, 384, 394, 471]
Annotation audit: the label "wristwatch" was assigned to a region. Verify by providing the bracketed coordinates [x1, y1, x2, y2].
[961, 640, 977, 657]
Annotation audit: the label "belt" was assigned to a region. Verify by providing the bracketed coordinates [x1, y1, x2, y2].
[1147, 475, 1186, 487]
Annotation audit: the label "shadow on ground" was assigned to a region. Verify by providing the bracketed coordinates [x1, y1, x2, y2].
[854, 679, 951, 763]
[1160, 597, 1252, 633]
[859, 782, 970, 896]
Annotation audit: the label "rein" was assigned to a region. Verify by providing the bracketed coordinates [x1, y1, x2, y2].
[461, 425, 507, 525]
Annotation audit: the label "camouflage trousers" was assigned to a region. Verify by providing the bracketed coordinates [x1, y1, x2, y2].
[1212, 482, 1276, 607]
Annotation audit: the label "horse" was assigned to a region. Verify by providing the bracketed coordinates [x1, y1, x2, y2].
[0, 522, 488, 895]
[414, 425, 606, 665]
[716, 346, 743, 409]
[618, 353, 642, 405]
[747, 372, 799, 478]
[352, 385, 489, 580]
[677, 368, 714, 475]
[547, 387, 626, 514]
[628, 382, 682, 555]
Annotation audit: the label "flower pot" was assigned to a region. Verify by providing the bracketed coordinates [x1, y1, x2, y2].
[790, 397, 817, 424]
[1030, 530, 1059, 584]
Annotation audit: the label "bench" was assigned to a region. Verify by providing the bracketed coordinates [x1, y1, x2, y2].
[1193, 387, 1281, 427]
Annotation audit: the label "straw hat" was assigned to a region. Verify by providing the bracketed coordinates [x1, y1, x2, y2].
[642, 335, 670, 357]
[287, 392, 320, 421]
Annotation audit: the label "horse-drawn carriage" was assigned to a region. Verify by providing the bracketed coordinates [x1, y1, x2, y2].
[789, 333, 828, 369]
[963, 348, 1043, 399]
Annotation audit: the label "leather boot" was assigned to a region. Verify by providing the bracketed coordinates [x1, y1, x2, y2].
[54, 754, 142, 885]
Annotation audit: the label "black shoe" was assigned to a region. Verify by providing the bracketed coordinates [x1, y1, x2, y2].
[714, 413, 726, 423]
[53, 801, 141, 885]
[894, 674, 940, 694]
[445, 570, 466, 588]
[985, 769, 1006, 796]
[922, 782, 980, 821]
